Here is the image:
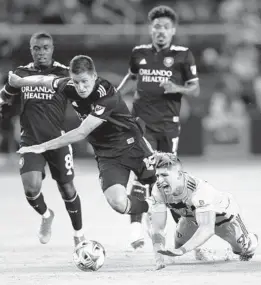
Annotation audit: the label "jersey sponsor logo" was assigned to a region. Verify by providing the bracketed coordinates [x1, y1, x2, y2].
[94, 104, 105, 115]
[163, 57, 174, 67]
[97, 85, 107, 97]
[139, 58, 147, 65]
[139, 68, 172, 83]
[21, 86, 55, 100]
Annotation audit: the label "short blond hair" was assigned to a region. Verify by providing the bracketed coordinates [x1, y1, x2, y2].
[154, 152, 181, 169]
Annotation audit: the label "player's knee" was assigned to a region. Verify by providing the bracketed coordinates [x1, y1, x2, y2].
[104, 184, 128, 214]
[21, 172, 42, 197]
[57, 181, 76, 200]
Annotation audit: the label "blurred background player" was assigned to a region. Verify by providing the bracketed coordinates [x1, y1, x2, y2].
[8, 55, 157, 221]
[148, 152, 258, 270]
[0, 32, 86, 248]
[117, 5, 200, 250]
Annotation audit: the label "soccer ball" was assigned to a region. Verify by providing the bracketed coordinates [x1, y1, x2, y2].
[73, 240, 106, 272]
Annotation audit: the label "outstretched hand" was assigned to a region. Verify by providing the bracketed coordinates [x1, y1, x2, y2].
[8, 71, 23, 88]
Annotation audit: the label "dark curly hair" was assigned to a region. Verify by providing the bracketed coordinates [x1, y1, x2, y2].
[148, 5, 178, 25]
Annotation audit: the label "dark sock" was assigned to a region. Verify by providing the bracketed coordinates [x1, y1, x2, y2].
[26, 193, 47, 215]
[129, 182, 146, 223]
[64, 193, 82, 230]
[126, 195, 148, 215]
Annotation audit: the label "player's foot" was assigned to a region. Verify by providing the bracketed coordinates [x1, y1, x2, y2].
[129, 222, 144, 250]
[74, 235, 87, 248]
[38, 209, 55, 244]
[240, 233, 258, 261]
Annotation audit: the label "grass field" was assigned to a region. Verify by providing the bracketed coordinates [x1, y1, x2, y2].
[0, 156, 261, 285]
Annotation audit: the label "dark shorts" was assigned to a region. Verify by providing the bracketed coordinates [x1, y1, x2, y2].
[145, 125, 181, 153]
[19, 145, 74, 184]
[96, 138, 156, 191]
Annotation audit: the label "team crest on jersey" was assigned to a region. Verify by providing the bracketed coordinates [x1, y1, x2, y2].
[19, 157, 24, 169]
[94, 105, 105, 115]
[163, 57, 174, 67]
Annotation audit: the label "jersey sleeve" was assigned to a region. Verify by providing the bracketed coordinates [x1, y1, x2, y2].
[52, 77, 71, 93]
[182, 49, 199, 83]
[129, 47, 140, 75]
[90, 81, 117, 120]
[191, 184, 215, 214]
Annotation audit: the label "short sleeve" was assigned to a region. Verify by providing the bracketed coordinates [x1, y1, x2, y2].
[191, 184, 214, 213]
[182, 49, 199, 83]
[90, 95, 116, 121]
[129, 48, 140, 75]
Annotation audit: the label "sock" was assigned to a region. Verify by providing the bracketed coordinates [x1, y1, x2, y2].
[74, 229, 84, 237]
[129, 182, 147, 223]
[26, 192, 47, 215]
[42, 208, 51, 218]
[64, 193, 82, 231]
[125, 195, 148, 215]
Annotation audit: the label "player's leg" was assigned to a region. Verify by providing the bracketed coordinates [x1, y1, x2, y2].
[20, 153, 54, 244]
[215, 214, 258, 261]
[128, 128, 158, 249]
[97, 157, 150, 215]
[47, 146, 85, 247]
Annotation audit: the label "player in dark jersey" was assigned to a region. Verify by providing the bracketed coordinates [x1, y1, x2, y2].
[0, 32, 86, 248]
[117, 5, 200, 249]
[8, 55, 157, 222]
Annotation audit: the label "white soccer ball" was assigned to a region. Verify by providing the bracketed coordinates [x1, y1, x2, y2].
[73, 240, 106, 272]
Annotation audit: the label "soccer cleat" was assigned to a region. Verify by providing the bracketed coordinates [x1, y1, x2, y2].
[74, 235, 87, 248]
[131, 238, 145, 250]
[240, 233, 258, 261]
[38, 209, 55, 244]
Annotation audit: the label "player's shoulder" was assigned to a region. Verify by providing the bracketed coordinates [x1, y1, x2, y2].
[53, 61, 69, 70]
[170, 45, 189, 52]
[132, 44, 153, 53]
[15, 62, 35, 75]
[95, 77, 116, 98]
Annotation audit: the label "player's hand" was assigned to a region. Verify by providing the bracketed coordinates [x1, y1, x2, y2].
[158, 248, 185, 257]
[159, 80, 183, 94]
[17, 144, 46, 154]
[8, 71, 23, 88]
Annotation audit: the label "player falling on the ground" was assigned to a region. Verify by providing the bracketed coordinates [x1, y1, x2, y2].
[8, 55, 157, 220]
[0, 32, 86, 247]
[147, 152, 258, 270]
[117, 5, 200, 249]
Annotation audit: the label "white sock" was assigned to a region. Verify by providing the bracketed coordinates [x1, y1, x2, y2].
[42, 208, 51, 218]
[74, 229, 84, 238]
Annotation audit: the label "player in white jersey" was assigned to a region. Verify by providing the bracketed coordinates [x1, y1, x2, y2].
[147, 152, 258, 269]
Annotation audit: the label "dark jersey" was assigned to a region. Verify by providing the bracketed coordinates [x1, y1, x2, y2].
[4, 61, 69, 145]
[53, 77, 145, 158]
[129, 44, 198, 132]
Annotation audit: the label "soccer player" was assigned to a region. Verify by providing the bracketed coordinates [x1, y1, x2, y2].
[8, 55, 157, 220]
[117, 5, 200, 249]
[147, 152, 258, 270]
[0, 32, 86, 247]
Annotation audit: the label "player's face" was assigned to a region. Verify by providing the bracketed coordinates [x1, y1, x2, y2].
[30, 38, 54, 67]
[156, 166, 182, 195]
[70, 71, 97, 98]
[150, 17, 176, 49]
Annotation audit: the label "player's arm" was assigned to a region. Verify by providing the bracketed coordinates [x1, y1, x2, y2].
[160, 49, 200, 97]
[148, 187, 168, 269]
[8, 71, 55, 90]
[18, 114, 104, 154]
[178, 210, 215, 254]
[116, 47, 139, 94]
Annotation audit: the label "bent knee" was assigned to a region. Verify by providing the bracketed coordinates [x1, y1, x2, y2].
[21, 171, 42, 196]
[104, 184, 128, 214]
[57, 181, 76, 200]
